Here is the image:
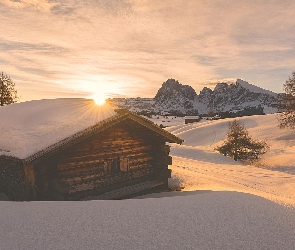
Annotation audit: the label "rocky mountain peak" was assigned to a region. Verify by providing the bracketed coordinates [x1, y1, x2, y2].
[154, 79, 196, 102]
[154, 79, 198, 114]
[214, 82, 229, 92]
[161, 78, 181, 90]
[198, 87, 213, 99]
[195, 79, 278, 114]
[199, 86, 213, 94]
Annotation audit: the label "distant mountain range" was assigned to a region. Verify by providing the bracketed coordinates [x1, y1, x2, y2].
[107, 79, 278, 116]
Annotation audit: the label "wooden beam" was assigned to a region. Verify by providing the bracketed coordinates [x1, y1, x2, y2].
[165, 145, 170, 154]
[167, 156, 172, 165]
[23, 162, 36, 200]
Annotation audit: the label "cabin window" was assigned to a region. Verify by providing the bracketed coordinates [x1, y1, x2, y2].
[120, 157, 129, 172]
[104, 157, 129, 175]
[103, 161, 109, 174]
[111, 157, 120, 174]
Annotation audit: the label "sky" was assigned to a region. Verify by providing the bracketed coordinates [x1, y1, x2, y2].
[1, 0, 295, 102]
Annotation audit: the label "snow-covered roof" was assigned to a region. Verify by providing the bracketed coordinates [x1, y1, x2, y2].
[184, 116, 200, 119]
[0, 98, 117, 159]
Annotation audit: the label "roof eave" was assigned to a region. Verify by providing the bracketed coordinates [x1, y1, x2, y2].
[24, 109, 183, 164]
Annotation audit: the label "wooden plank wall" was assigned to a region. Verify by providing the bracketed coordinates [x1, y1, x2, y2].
[0, 157, 27, 200]
[45, 126, 155, 199]
[152, 143, 172, 185]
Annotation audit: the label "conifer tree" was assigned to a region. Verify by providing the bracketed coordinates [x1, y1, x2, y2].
[216, 119, 268, 162]
[277, 71, 295, 129]
[0, 72, 18, 106]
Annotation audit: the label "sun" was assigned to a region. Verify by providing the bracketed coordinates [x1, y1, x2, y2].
[93, 94, 106, 106]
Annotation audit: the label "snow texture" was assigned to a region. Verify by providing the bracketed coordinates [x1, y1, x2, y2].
[163, 114, 295, 206]
[1, 104, 295, 250]
[0, 98, 116, 159]
[1, 192, 295, 250]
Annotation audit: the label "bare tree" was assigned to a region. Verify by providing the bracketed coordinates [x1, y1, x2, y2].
[277, 71, 295, 129]
[0, 72, 18, 106]
[215, 119, 268, 162]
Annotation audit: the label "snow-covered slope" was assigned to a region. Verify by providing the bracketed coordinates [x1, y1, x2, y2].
[1, 113, 295, 250]
[166, 114, 295, 170]
[1, 192, 295, 250]
[0, 98, 116, 159]
[164, 114, 295, 206]
[107, 97, 155, 113]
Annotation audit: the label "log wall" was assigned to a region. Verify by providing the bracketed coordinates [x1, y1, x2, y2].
[0, 156, 26, 200]
[36, 125, 159, 200]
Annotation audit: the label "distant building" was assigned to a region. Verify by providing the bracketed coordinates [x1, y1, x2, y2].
[184, 116, 201, 124]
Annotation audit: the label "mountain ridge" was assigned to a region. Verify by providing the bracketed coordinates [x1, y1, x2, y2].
[107, 79, 278, 116]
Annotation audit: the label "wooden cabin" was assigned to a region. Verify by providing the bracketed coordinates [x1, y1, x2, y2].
[184, 116, 201, 124]
[0, 100, 182, 201]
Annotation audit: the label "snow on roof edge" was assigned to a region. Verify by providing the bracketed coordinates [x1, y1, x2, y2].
[0, 98, 117, 159]
[24, 112, 123, 163]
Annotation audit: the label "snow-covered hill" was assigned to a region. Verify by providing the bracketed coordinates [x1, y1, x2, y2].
[107, 97, 155, 113]
[1, 109, 295, 250]
[1, 191, 295, 250]
[163, 114, 295, 205]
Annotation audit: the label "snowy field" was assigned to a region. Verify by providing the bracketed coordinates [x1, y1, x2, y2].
[1, 103, 295, 249]
[163, 114, 295, 207]
[1, 192, 295, 250]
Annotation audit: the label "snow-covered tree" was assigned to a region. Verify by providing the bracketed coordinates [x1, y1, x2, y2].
[0, 72, 18, 106]
[215, 119, 268, 162]
[277, 71, 295, 129]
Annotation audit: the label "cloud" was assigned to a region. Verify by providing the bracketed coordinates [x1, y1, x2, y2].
[48, 0, 132, 17]
[199, 78, 237, 87]
[0, 39, 69, 54]
[0, 0, 57, 11]
[1, 0, 295, 101]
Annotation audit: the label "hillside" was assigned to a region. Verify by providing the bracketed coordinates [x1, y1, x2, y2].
[148, 114, 295, 206]
[166, 114, 295, 171]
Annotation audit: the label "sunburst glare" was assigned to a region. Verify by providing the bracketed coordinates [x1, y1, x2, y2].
[92, 94, 106, 106]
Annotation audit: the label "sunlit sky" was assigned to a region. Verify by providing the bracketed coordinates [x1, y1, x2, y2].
[1, 0, 295, 102]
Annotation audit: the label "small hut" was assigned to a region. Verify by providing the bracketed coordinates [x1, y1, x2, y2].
[184, 116, 201, 124]
[0, 99, 182, 201]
